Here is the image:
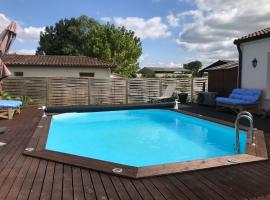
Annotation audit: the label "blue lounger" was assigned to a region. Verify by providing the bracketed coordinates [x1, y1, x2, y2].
[0, 100, 22, 119]
[216, 88, 262, 112]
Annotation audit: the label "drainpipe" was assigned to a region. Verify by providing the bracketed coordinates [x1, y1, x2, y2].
[235, 42, 242, 88]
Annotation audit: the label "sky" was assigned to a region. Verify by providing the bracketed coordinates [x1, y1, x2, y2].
[1, 0, 270, 68]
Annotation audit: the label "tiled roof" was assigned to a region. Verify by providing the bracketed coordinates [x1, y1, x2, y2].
[206, 61, 238, 71]
[234, 27, 270, 44]
[200, 60, 238, 72]
[138, 67, 190, 74]
[2, 54, 115, 68]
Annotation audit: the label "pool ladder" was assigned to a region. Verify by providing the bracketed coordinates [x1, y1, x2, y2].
[235, 111, 254, 153]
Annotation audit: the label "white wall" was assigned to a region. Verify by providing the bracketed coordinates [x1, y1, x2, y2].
[8, 65, 111, 78]
[240, 38, 270, 109]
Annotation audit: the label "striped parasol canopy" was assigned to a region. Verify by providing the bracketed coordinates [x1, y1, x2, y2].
[0, 22, 17, 80]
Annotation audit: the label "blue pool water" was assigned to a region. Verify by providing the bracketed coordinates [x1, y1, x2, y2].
[46, 109, 247, 167]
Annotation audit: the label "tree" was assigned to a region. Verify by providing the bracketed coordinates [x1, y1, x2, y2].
[183, 60, 202, 76]
[36, 15, 142, 78]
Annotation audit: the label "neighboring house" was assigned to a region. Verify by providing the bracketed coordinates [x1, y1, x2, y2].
[200, 60, 238, 96]
[234, 27, 270, 109]
[138, 67, 191, 78]
[3, 54, 115, 78]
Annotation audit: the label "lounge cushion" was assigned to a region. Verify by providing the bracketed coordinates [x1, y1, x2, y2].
[216, 88, 262, 106]
[0, 100, 22, 109]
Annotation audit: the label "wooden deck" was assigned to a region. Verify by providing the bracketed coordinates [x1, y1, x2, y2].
[0, 108, 270, 200]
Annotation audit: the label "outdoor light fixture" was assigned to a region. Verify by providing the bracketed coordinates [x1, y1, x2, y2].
[252, 58, 258, 68]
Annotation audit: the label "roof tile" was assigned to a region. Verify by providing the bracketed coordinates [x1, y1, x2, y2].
[2, 54, 115, 68]
[234, 27, 270, 44]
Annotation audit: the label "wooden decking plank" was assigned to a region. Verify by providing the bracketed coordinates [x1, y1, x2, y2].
[51, 163, 63, 200]
[141, 179, 166, 200]
[28, 159, 48, 200]
[192, 172, 238, 200]
[156, 176, 189, 200]
[120, 177, 143, 200]
[17, 158, 40, 200]
[0, 155, 28, 199]
[0, 108, 270, 200]
[5, 157, 34, 200]
[166, 175, 200, 200]
[175, 173, 224, 200]
[100, 173, 120, 200]
[72, 167, 86, 200]
[110, 175, 131, 200]
[131, 179, 154, 200]
[81, 169, 96, 200]
[212, 167, 256, 198]
[149, 177, 181, 200]
[90, 171, 108, 200]
[198, 170, 248, 200]
[63, 165, 74, 200]
[40, 161, 55, 200]
[220, 166, 267, 197]
[238, 164, 270, 194]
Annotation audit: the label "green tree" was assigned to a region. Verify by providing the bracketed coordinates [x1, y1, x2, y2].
[183, 60, 202, 76]
[36, 15, 142, 78]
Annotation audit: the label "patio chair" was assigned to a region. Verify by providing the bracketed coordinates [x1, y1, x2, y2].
[216, 88, 262, 113]
[150, 84, 177, 102]
[0, 100, 22, 119]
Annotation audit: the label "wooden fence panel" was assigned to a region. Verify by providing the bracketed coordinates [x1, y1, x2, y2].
[111, 78, 127, 104]
[128, 79, 147, 103]
[193, 77, 208, 101]
[3, 77, 47, 106]
[47, 78, 89, 106]
[146, 79, 161, 102]
[3, 77, 208, 106]
[89, 78, 112, 104]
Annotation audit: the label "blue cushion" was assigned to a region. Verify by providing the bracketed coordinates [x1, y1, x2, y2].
[0, 100, 22, 108]
[216, 88, 262, 105]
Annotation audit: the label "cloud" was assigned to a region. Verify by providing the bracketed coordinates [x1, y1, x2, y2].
[166, 14, 180, 27]
[139, 53, 149, 62]
[17, 26, 45, 42]
[12, 49, 36, 55]
[174, 0, 270, 64]
[100, 16, 111, 23]
[105, 17, 171, 40]
[0, 13, 44, 43]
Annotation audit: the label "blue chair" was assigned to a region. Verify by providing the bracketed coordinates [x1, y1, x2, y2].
[0, 100, 22, 119]
[216, 88, 262, 113]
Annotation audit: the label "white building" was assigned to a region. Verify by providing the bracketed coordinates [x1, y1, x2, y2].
[234, 27, 270, 110]
[3, 54, 115, 78]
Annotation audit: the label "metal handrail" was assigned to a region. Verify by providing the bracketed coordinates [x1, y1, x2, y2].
[235, 111, 254, 153]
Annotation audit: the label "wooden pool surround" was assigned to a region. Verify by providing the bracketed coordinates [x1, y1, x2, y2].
[24, 109, 268, 178]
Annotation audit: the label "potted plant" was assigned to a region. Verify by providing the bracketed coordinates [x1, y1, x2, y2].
[178, 88, 188, 104]
[0, 91, 33, 106]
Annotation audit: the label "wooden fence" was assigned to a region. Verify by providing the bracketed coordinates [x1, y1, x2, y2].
[3, 77, 208, 106]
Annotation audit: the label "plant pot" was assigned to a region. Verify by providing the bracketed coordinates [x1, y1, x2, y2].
[178, 93, 188, 104]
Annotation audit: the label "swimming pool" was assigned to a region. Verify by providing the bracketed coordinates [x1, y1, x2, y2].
[24, 106, 267, 178]
[46, 109, 247, 167]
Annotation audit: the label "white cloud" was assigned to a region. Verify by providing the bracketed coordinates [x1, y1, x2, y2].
[0, 14, 11, 31]
[17, 26, 45, 42]
[100, 16, 111, 23]
[12, 49, 36, 55]
[174, 0, 270, 64]
[108, 17, 171, 40]
[139, 53, 149, 62]
[166, 14, 179, 27]
[0, 13, 44, 43]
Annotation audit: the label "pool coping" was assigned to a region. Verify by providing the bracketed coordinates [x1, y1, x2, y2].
[23, 108, 268, 178]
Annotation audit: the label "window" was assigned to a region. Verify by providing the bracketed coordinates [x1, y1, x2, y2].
[14, 72, 23, 77]
[79, 72, 95, 77]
